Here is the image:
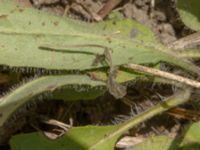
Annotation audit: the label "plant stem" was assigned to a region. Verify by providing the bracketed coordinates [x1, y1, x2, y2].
[90, 89, 191, 150]
[124, 63, 200, 88]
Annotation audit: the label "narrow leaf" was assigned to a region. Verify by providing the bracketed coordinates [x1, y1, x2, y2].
[0, 75, 105, 126]
[10, 90, 190, 150]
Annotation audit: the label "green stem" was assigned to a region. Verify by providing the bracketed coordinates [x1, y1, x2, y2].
[90, 89, 191, 150]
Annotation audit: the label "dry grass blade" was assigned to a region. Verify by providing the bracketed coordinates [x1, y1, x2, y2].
[167, 107, 200, 121]
[95, 0, 122, 21]
[169, 31, 200, 50]
[124, 63, 200, 88]
[116, 136, 144, 149]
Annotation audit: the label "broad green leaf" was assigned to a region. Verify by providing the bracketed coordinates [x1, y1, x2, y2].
[0, 0, 199, 76]
[177, 0, 200, 30]
[181, 121, 200, 144]
[10, 126, 120, 150]
[0, 75, 105, 126]
[126, 136, 178, 150]
[10, 90, 190, 150]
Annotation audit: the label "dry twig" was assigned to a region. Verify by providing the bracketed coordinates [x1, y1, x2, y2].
[124, 63, 200, 88]
[167, 107, 200, 121]
[95, 0, 122, 21]
[169, 31, 200, 50]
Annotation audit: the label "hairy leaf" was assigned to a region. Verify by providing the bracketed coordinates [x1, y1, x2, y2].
[0, 0, 199, 75]
[0, 75, 105, 126]
[10, 126, 120, 150]
[10, 90, 190, 150]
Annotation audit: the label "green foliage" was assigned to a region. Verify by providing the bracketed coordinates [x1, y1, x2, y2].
[179, 49, 200, 58]
[127, 121, 200, 150]
[0, 75, 105, 126]
[0, 1, 199, 150]
[181, 121, 200, 145]
[177, 0, 200, 30]
[0, 0, 199, 75]
[10, 90, 190, 150]
[127, 136, 178, 150]
[10, 126, 119, 150]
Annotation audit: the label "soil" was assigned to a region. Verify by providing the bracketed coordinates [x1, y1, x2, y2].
[28, 0, 193, 43]
[0, 0, 199, 149]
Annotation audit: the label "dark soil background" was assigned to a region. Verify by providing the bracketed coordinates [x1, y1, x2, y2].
[0, 0, 199, 149]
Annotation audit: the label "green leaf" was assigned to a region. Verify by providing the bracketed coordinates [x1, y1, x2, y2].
[181, 121, 200, 145]
[126, 136, 179, 150]
[0, 0, 199, 76]
[0, 75, 105, 127]
[10, 126, 120, 150]
[128, 120, 200, 150]
[179, 49, 200, 58]
[10, 90, 190, 150]
[178, 121, 200, 149]
[177, 0, 200, 30]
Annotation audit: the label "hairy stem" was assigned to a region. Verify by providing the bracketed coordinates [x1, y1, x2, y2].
[90, 89, 191, 149]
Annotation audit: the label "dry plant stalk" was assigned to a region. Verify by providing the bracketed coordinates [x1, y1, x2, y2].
[124, 63, 200, 88]
[95, 0, 122, 21]
[169, 31, 200, 50]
